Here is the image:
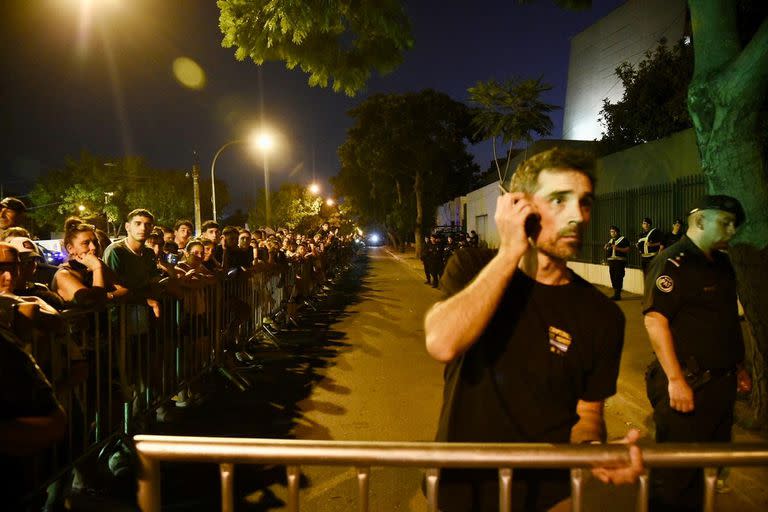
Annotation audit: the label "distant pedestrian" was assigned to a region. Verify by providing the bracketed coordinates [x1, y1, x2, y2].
[636, 217, 662, 276]
[643, 195, 750, 512]
[662, 218, 684, 249]
[604, 225, 630, 300]
[468, 230, 479, 247]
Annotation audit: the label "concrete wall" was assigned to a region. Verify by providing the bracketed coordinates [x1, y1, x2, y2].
[595, 128, 701, 193]
[435, 196, 465, 228]
[562, 0, 687, 141]
[465, 182, 502, 247]
[567, 261, 645, 295]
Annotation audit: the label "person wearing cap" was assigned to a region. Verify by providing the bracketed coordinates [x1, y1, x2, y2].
[636, 217, 663, 276]
[662, 218, 684, 250]
[0, 196, 26, 231]
[8, 237, 64, 310]
[604, 225, 630, 300]
[643, 194, 750, 512]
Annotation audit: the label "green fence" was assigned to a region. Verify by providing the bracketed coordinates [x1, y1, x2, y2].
[579, 175, 707, 268]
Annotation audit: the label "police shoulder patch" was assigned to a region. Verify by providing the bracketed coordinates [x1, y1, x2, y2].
[656, 275, 674, 293]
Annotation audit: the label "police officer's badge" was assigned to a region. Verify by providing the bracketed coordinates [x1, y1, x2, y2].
[656, 275, 674, 293]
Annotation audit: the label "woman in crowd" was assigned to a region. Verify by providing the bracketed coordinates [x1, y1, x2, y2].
[51, 218, 127, 306]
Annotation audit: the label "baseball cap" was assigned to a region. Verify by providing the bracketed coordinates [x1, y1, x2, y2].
[8, 237, 42, 260]
[0, 197, 26, 213]
[688, 195, 745, 227]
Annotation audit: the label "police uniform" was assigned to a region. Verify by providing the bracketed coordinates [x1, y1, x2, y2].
[643, 198, 745, 511]
[605, 232, 629, 299]
[637, 225, 662, 275]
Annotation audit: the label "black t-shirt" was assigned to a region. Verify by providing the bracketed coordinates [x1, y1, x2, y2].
[436, 248, 625, 444]
[214, 245, 253, 269]
[0, 330, 63, 502]
[642, 235, 743, 369]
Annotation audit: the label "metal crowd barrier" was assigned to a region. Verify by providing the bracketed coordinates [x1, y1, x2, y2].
[133, 436, 768, 512]
[22, 244, 354, 507]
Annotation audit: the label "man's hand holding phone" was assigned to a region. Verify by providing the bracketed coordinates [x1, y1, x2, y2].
[495, 191, 538, 260]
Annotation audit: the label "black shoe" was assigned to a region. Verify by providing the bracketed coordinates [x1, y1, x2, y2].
[424, 280, 431, 285]
[611, 293, 621, 300]
[432, 283, 439, 288]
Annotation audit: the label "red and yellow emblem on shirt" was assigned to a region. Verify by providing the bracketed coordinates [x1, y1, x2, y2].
[548, 326, 572, 356]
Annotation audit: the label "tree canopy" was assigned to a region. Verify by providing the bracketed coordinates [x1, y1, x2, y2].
[28, 152, 229, 237]
[468, 77, 558, 185]
[599, 39, 694, 152]
[249, 182, 324, 232]
[333, 89, 478, 252]
[217, 0, 413, 96]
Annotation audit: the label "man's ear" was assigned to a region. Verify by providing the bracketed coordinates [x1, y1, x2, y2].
[694, 212, 706, 230]
[125, 222, 131, 233]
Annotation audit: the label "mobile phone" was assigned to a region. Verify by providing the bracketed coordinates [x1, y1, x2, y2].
[165, 252, 179, 265]
[525, 213, 541, 239]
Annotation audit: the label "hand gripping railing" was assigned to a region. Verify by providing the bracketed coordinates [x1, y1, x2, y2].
[133, 435, 768, 512]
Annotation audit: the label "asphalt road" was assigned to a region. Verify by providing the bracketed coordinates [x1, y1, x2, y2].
[152, 246, 766, 511]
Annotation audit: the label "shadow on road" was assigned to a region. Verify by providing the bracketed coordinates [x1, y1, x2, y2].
[150, 253, 373, 511]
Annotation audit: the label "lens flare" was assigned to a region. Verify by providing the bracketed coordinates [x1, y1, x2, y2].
[172, 57, 206, 90]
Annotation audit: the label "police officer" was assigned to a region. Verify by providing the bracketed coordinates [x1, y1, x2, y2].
[643, 195, 752, 512]
[662, 218, 684, 249]
[637, 217, 662, 276]
[604, 225, 630, 300]
[425, 234, 443, 288]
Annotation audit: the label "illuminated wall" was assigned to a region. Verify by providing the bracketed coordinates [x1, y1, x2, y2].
[562, 0, 687, 142]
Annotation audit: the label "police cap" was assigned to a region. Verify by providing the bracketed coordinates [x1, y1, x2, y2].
[688, 194, 745, 227]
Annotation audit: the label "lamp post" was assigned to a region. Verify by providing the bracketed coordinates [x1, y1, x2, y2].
[210, 140, 243, 223]
[255, 132, 275, 228]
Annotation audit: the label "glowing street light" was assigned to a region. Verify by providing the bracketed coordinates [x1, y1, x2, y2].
[309, 183, 321, 195]
[78, 204, 86, 213]
[326, 198, 335, 207]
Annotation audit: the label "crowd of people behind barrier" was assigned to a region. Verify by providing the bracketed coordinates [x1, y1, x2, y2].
[0, 196, 358, 509]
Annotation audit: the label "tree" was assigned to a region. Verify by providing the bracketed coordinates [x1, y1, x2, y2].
[28, 152, 230, 236]
[599, 39, 694, 152]
[685, 0, 768, 425]
[468, 78, 558, 186]
[249, 182, 323, 231]
[217, 0, 413, 96]
[334, 90, 478, 256]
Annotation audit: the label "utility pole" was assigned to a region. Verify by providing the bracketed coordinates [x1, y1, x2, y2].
[192, 151, 202, 236]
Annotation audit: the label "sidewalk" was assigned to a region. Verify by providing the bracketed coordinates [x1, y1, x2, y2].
[387, 245, 768, 510]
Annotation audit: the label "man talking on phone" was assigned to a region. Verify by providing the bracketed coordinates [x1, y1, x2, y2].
[425, 148, 643, 511]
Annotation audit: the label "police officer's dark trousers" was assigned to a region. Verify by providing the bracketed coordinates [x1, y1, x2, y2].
[645, 361, 737, 512]
[608, 260, 625, 296]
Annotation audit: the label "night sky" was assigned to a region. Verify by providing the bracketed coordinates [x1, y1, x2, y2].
[0, 0, 625, 212]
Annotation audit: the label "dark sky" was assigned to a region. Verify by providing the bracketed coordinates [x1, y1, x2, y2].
[0, 0, 625, 212]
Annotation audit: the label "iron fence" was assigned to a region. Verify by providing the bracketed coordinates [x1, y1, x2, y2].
[579, 175, 707, 267]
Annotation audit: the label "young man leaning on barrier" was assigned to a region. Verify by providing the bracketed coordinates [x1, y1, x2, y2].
[425, 148, 643, 512]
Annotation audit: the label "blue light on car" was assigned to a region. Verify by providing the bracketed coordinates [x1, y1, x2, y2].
[369, 233, 380, 243]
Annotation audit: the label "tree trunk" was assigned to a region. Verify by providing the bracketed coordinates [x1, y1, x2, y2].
[414, 171, 424, 260]
[688, 40, 768, 425]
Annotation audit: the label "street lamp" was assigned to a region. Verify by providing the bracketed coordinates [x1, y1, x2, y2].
[78, 204, 86, 213]
[210, 130, 277, 224]
[210, 140, 243, 223]
[252, 131, 275, 227]
[326, 198, 335, 207]
[309, 183, 321, 195]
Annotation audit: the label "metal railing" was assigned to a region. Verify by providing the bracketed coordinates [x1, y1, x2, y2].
[134, 436, 768, 512]
[19, 243, 355, 507]
[578, 174, 707, 267]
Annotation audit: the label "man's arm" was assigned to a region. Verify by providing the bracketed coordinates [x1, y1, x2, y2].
[644, 312, 693, 412]
[425, 192, 533, 363]
[571, 400, 606, 444]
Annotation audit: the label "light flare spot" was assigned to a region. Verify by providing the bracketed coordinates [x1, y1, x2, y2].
[172, 57, 206, 90]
